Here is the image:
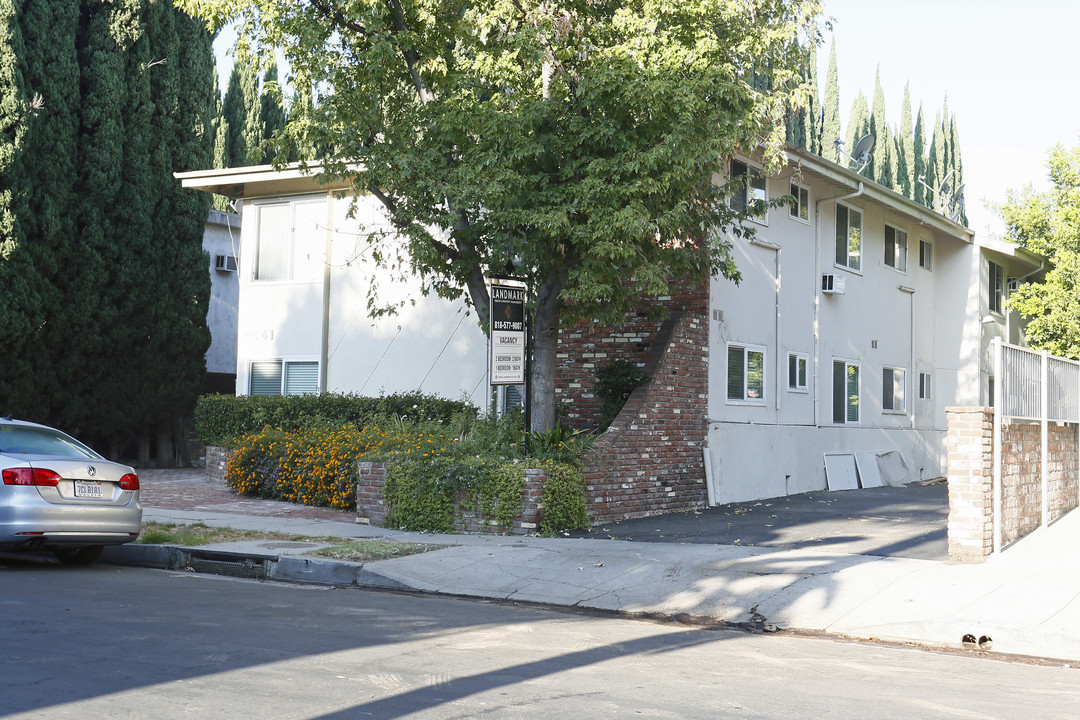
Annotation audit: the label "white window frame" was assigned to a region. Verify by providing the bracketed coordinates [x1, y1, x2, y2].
[884, 224, 908, 273]
[988, 259, 1005, 315]
[249, 358, 321, 396]
[882, 367, 907, 413]
[729, 159, 768, 224]
[252, 197, 326, 283]
[727, 343, 767, 406]
[788, 183, 810, 224]
[834, 203, 863, 272]
[787, 352, 809, 393]
[919, 239, 933, 271]
[919, 372, 932, 400]
[832, 359, 860, 424]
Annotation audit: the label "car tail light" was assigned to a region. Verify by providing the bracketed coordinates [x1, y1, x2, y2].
[118, 473, 140, 491]
[2, 467, 62, 486]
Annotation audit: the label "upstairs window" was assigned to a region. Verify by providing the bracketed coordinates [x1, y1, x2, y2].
[884, 225, 908, 272]
[789, 183, 809, 222]
[730, 160, 767, 221]
[988, 260, 1005, 314]
[919, 239, 933, 270]
[919, 372, 932, 400]
[835, 204, 862, 271]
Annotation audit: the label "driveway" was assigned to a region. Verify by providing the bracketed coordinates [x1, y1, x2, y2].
[571, 481, 949, 561]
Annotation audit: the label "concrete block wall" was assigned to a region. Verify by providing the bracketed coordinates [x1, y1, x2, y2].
[583, 311, 710, 524]
[945, 407, 1080, 562]
[356, 462, 547, 535]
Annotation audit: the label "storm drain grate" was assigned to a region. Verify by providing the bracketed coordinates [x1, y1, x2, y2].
[187, 555, 268, 580]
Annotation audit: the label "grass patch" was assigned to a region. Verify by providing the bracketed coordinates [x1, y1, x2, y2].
[136, 522, 446, 562]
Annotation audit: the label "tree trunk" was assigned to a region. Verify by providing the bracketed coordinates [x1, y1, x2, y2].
[528, 270, 565, 433]
[138, 432, 151, 469]
[156, 424, 174, 469]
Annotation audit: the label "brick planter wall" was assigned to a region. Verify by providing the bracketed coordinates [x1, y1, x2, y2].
[946, 407, 1080, 562]
[205, 445, 232, 485]
[356, 462, 547, 535]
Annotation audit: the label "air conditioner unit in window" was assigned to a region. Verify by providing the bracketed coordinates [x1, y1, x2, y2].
[214, 254, 237, 272]
[821, 274, 846, 295]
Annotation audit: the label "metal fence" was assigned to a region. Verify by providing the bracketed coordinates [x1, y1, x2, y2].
[992, 338, 1080, 551]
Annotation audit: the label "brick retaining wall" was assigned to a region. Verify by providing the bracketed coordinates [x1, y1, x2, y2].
[205, 445, 231, 485]
[946, 407, 1080, 562]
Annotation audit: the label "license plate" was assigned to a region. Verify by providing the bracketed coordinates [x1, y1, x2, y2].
[74, 480, 103, 499]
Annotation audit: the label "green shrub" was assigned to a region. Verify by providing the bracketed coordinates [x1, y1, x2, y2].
[594, 359, 650, 429]
[196, 391, 475, 446]
[539, 462, 589, 535]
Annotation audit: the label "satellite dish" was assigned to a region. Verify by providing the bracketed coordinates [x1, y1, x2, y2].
[834, 134, 875, 175]
[947, 183, 966, 223]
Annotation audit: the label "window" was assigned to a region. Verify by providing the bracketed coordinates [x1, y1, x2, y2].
[250, 360, 319, 396]
[988, 260, 1004, 314]
[788, 352, 808, 392]
[730, 159, 767, 221]
[884, 225, 907, 272]
[728, 344, 766, 404]
[789, 183, 809, 222]
[834, 203, 862, 271]
[919, 239, 933, 270]
[253, 199, 325, 282]
[882, 367, 906, 412]
[832, 360, 860, 423]
[919, 372, 932, 400]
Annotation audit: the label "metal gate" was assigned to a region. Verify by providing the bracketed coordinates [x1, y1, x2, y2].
[991, 338, 1080, 551]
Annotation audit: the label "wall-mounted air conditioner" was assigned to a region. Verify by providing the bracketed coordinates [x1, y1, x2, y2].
[821, 274, 846, 295]
[214, 254, 237, 272]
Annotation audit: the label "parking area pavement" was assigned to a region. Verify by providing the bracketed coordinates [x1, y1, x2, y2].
[569, 481, 949, 561]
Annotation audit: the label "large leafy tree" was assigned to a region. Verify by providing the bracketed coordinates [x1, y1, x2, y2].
[183, 0, 821, 431]
[999, 144, 1080, 359]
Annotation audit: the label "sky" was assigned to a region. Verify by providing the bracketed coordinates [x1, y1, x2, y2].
[820, 0, 1080, 240]
[215, 1, 1080, 241]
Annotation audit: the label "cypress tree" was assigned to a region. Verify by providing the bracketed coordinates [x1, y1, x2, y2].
[821, 38, 841, 163]
[913, 103, 926, 206]
[925, 110, 944, 211]
[241, 57, 261, 163]
[0, 0, 40, 419]
[898, 83, 914, 199]
[869, 68, 891, 186]
[844, 92, 868, 168]
[260, 61, 285, 163]
[222, 64, 244, 165]
[806, 42, 821, 155]
[949, 114, 967, 225]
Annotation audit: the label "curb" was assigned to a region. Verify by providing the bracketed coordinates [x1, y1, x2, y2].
[101, 543, 411, 590]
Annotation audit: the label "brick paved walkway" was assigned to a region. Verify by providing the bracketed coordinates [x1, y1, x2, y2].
[137, 468, 357, 523]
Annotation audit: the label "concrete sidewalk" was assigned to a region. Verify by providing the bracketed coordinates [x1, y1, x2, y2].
[109, 470, 1080, 663]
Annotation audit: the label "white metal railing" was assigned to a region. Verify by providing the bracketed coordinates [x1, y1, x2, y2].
[992, 338, 1080, 552]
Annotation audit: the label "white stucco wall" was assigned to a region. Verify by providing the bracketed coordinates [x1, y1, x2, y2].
[203, 209, 241, 379]
[233, 191, 489, 405]
[706, 156, 981, 503]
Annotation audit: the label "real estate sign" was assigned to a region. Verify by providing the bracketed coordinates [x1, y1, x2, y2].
[489, 278, 527, 385]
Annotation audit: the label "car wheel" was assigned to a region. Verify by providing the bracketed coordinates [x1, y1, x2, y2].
[54, 546, 104, 566]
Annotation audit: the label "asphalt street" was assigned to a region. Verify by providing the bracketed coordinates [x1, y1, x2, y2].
[3, 563, 1079, 719]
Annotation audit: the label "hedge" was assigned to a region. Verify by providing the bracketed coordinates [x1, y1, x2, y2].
[195, 390, 476, 447]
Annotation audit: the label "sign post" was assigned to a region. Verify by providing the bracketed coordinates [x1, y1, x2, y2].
[488, 277, 527, 387]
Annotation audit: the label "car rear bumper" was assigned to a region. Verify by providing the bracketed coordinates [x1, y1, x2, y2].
[0, 497, 142, 549]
